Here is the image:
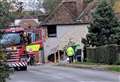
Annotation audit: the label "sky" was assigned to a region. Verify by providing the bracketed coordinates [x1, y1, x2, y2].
[17, 0, 45, 12]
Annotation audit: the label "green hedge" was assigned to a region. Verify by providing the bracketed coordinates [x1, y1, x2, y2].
[86, 44, 120, 65]
[0, 47, 10, 82]
[0, 63, 10, 82]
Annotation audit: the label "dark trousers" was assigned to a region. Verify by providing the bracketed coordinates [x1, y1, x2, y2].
[69, 56, 73, 63]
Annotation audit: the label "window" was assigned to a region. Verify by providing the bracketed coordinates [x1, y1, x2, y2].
[1, 33, 20, 45]
[47, 25, 57, 37]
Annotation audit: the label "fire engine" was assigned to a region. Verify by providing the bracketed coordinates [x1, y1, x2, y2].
[0, 27, 42, 71]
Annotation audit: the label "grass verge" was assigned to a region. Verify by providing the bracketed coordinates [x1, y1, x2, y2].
[58, 62, 120, 72]
[107, 66, 120, 72]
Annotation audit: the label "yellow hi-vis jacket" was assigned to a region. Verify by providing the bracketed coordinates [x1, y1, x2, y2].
[66, 47, 75, 56]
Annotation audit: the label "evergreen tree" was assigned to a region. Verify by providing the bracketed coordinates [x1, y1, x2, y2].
[83, 0, 120, 47]
[0, 1, 13, 81]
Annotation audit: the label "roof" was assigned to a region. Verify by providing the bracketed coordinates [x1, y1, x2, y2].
[77, 0, 120, 23]
[42, 0, 96, 25]
[77, 0, 98, 23]
[113, 0, 120, 13]
[14, 19, 39, 30]
[43, 1, 77, 25]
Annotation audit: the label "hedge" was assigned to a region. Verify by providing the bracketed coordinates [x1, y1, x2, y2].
[86, 44, 120, 65]
[0, 47, 10, 82]
[0, 63, 10, 82]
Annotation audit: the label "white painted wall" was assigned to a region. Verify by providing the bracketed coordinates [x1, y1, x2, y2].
[44, 24, 89, 56]
[44, 38, 58, 57]
[57, 24, 88, 50]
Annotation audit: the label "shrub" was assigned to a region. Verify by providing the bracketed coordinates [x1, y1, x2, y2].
[0, 63, 10, 82]
[86, 44, 120, 65]
[0, 47, 10, 82]
[86, 47, 96, 62]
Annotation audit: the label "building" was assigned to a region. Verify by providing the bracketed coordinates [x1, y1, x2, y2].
[14, 17, 39, 29]
[41, 0, 97, 60]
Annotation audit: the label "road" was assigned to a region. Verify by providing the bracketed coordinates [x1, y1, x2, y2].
[7, 65, 120, 82]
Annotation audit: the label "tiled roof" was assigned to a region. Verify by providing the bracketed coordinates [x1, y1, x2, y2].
[113, 0, 120, 13]
[42, 0, 96, 25]
[76, 0, 98, 23]
[77, 0, 120, 23]
[17, 19, 39, 29]
[42, 0, 120, 25]
[43, 1, 77, 25]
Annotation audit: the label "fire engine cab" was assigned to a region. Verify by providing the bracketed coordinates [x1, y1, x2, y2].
[1, 27, 42, 71]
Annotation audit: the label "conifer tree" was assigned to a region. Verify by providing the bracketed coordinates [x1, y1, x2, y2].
[83, 0, 120, 47]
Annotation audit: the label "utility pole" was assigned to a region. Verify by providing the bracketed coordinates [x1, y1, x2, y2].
[41, 46, 45, 64]
[58, 50, 60, 63]
[41, 28, 45, 64]
[54, 52, 57, 63]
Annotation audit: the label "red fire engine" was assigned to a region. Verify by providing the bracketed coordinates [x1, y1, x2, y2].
[1, 27, 42, 71]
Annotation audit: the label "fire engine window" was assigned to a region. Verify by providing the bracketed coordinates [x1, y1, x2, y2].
[47, 25, 57, 37]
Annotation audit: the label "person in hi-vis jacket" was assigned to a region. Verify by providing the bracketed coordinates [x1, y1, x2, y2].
[66, 46, 75, 63]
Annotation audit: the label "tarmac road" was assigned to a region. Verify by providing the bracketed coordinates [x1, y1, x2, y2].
[7, 65, 120, 82]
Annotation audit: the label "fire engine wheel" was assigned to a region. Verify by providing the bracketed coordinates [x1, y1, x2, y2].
[21, 66, 27, 71]
[14, 67, 20, 71]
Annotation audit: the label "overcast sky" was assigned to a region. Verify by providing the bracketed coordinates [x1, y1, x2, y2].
[17, 0, 45, 12]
